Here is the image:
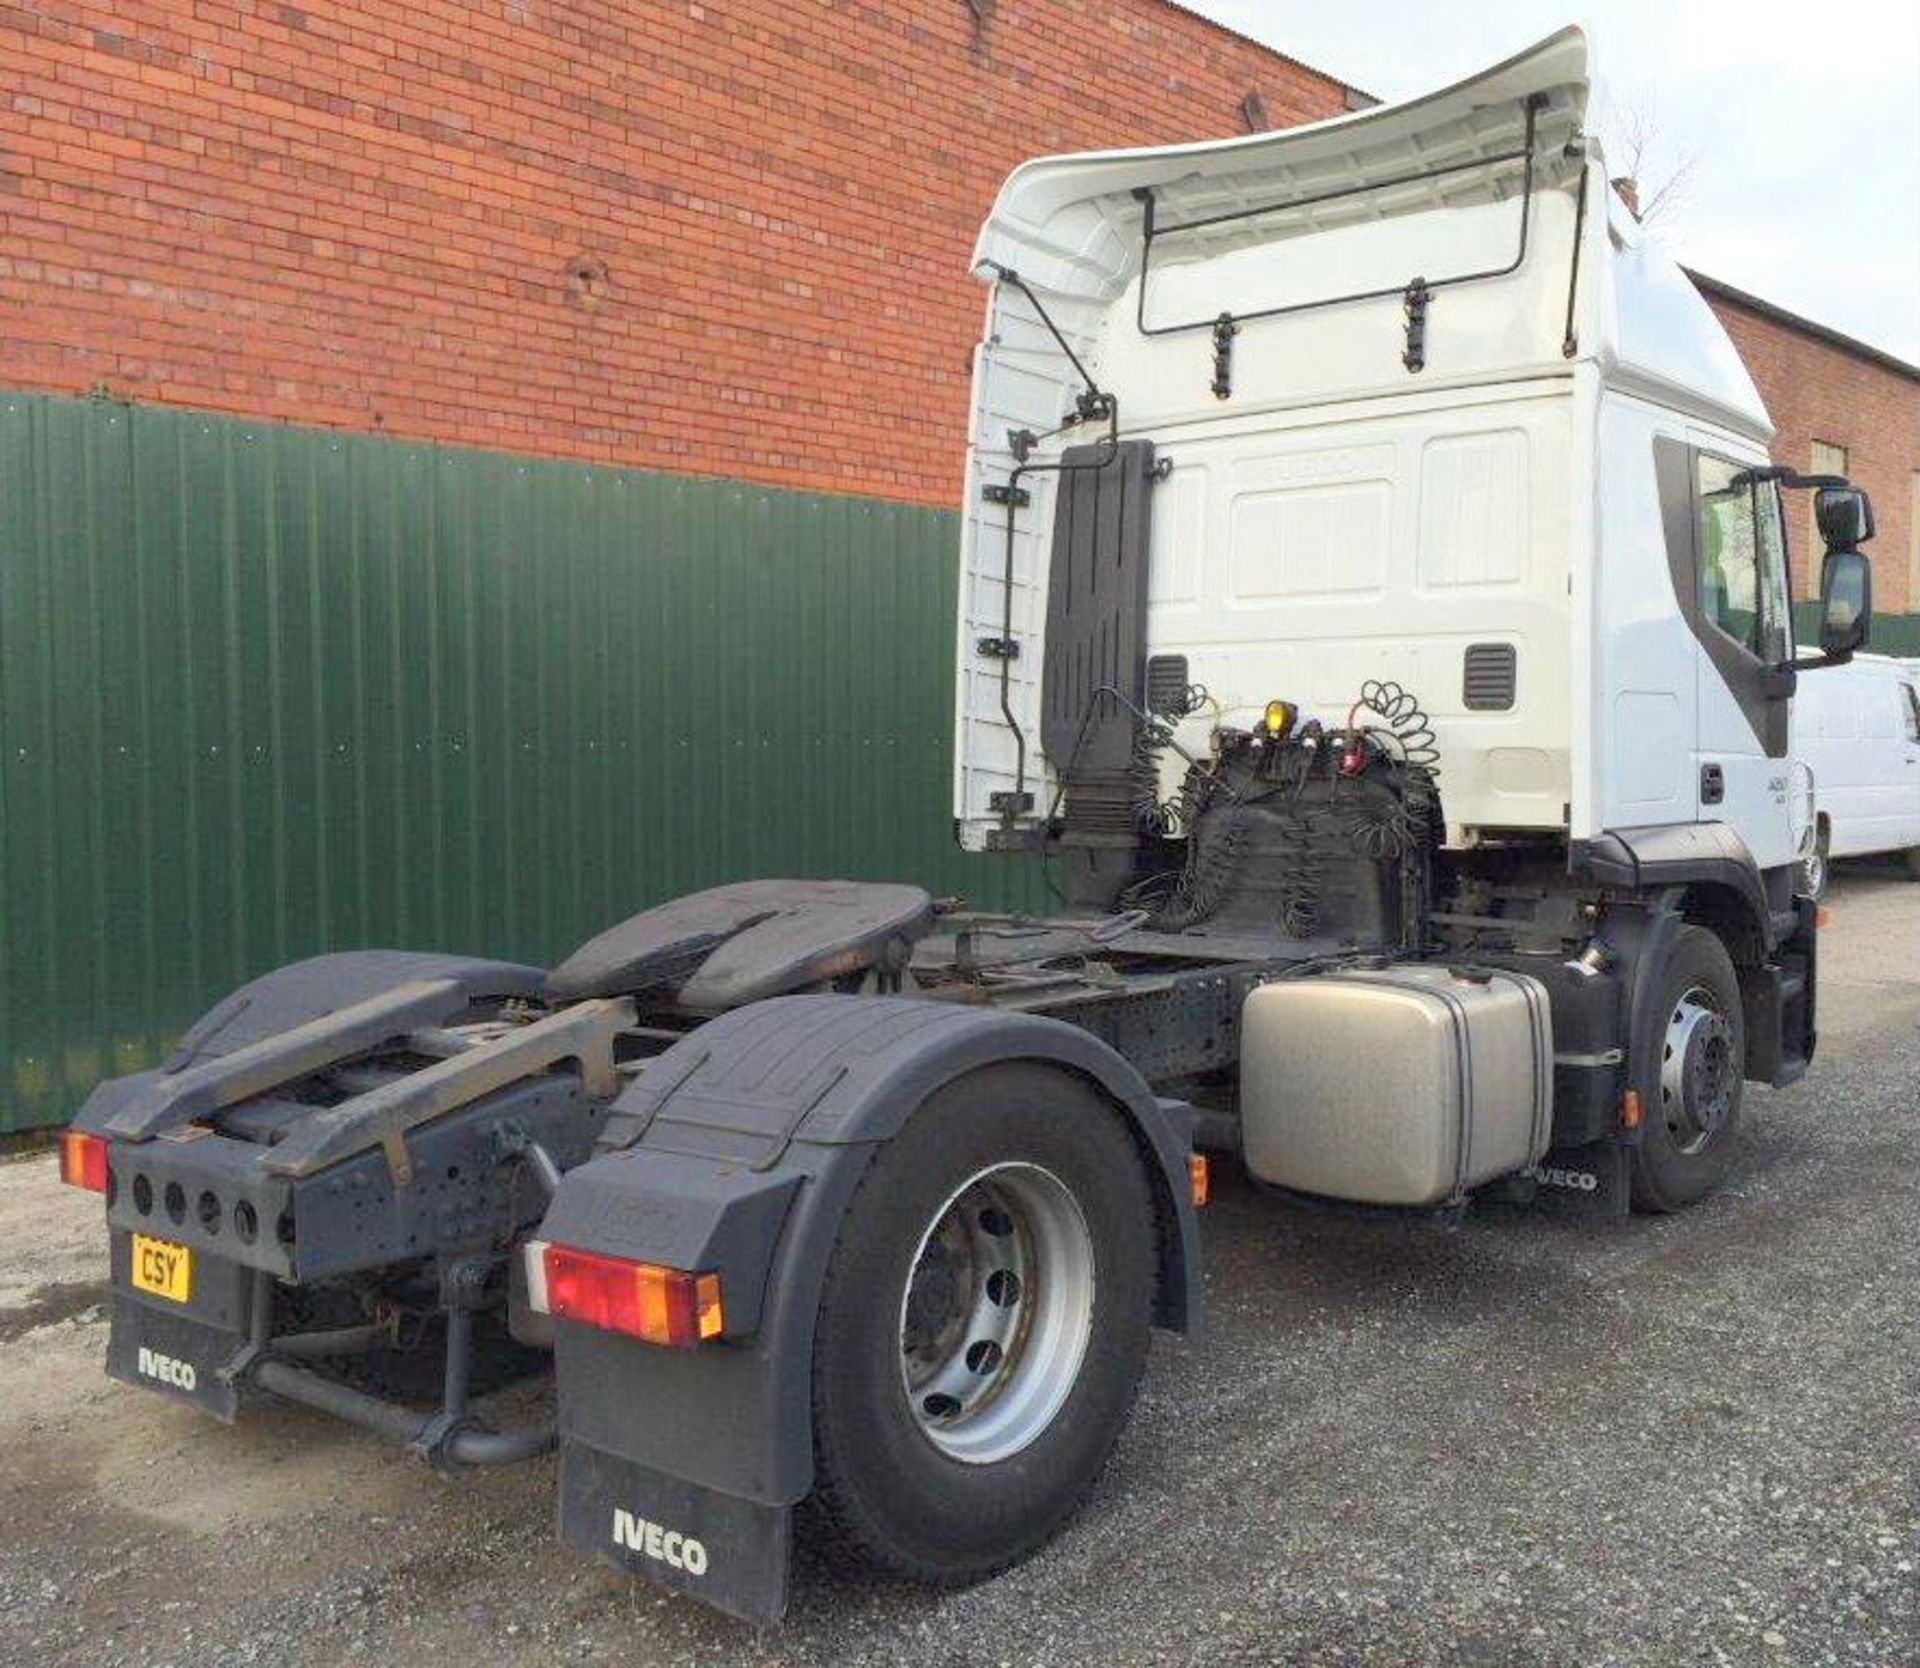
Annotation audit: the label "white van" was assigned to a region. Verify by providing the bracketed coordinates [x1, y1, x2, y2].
[1793, 653, 1920, 894]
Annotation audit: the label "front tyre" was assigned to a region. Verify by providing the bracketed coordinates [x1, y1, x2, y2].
[808, 1064, 1156, 1583]
[1629, 925, 1747, 1214]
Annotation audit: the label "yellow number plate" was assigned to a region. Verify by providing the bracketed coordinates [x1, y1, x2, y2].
[131, 1235, 192, 1303]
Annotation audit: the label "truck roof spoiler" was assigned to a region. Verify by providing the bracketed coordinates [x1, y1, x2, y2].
[972, 27, 1590, 303]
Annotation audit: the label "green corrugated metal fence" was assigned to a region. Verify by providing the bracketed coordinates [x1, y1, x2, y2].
[0, 391, 1044, 1134]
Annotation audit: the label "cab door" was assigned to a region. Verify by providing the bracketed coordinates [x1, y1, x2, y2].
[1660, 442, 1796, 870]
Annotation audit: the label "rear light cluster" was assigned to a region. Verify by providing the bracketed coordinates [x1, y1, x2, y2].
[58, 1130, 111, 1194]
[527, 1240, 724, 1348]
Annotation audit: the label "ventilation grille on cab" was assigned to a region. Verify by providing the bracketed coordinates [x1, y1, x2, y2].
[1462, 643, 1517, 711]
[1146, 654, 1190, 715]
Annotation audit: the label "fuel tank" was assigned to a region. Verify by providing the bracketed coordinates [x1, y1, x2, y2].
[1239, 963, 1553, 1205]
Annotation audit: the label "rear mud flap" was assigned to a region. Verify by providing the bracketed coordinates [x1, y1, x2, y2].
[106, 1293, 244, 1421]
[559, 1438, 791, 1626]
[104, 1231, 257, 1421]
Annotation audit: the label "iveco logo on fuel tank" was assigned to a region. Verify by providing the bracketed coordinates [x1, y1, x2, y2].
[612, 1508, 708, 1576]
[136, 1346, 198, 1390]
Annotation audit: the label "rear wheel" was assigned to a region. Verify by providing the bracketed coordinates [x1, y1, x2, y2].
[1902, 846, 1920, 881]
[1630, 926, 1746, 1213]
[809, 1064, 1156, 1582]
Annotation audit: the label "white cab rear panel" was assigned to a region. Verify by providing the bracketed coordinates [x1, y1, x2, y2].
[1136, 389, 1574, 841]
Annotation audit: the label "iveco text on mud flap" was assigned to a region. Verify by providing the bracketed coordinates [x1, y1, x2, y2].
[53, 28, 1878, 1626]
[612, 1511, 708, 1576]
[135, 1347, 198, 1391]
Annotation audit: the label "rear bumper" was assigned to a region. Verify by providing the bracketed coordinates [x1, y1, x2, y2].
[79, 1068, 600, 1286]
[102, 1141, 297, 1279]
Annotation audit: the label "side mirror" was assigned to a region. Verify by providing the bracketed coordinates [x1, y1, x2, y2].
[1819, 549, 1872, 659]
[1816, 485, 1875, 550]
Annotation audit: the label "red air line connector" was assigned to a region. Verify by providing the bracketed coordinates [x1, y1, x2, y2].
[1339, 700, 1370, 777]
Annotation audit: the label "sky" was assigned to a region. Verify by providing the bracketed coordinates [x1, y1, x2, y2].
[1184, 0, 1920, 365]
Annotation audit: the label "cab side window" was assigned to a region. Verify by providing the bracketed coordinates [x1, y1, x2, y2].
[1903, 684, 1920, 745]
[1696, 454, 1790, 664]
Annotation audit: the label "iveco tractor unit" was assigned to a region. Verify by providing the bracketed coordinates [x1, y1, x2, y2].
[55, 30, 1878, 1624]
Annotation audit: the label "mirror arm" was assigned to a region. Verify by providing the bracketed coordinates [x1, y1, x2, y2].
[1778, 649, 1853, 678]
[1733, 466, 1850, 492]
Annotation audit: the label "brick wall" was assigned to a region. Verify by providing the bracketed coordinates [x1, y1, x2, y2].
[1701, 282, 1920, 613]
[0, 0, 1349, 507]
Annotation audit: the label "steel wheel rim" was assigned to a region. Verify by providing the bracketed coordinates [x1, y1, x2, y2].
[1660, 984, 1735, 1155]
[898, 1161, 1095, 1465]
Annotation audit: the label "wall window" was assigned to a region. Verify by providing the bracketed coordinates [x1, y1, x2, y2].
[1697, 454, 1791, 663]
[1809, 440, 1848, 597]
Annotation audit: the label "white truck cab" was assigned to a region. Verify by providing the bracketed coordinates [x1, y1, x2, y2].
[952, 26, 1871, 884]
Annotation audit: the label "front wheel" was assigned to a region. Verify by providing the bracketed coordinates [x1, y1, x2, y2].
[808, 1064, 1156, 1583]
[1630, 925, 1747, 1213]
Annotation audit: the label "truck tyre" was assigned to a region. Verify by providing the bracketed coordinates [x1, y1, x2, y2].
[1799, 822, 1830, 901]
[1903, 846, 1920, 881]
[1630, 926, 1746, 1214]
[808, 1063, 1156, 1583]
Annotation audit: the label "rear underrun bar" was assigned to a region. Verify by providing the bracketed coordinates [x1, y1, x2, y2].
[252, 1349, 555, 1468]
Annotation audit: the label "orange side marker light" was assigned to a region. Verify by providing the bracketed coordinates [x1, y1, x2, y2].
[1621, 1088, 1644, 1131]
[1189, 1152, 1211, 1208]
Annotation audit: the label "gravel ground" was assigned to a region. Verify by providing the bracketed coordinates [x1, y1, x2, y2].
[1, 869, 1915, 1667]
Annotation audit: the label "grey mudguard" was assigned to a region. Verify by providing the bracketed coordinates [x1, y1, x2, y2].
[1575, 823, 1775, 948]
[543, 995, 1200, 1619]
[166, 950, 549, 1068]
[74, 950, 550, 1145]
[545, 880, 935, 1011]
